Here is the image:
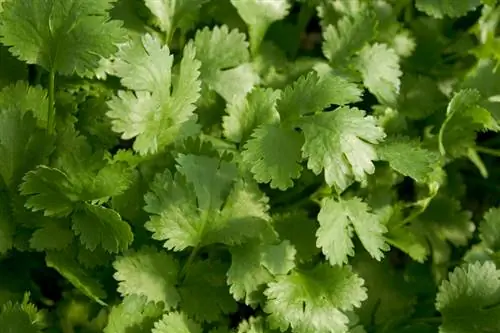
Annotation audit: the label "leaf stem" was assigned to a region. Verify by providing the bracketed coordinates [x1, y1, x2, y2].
[47, 70, 56, 134]
[476, 145, 500, 158]
[179, 245, 200, 281]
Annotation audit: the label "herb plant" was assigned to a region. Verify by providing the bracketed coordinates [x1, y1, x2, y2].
[1, 0, 500, 332]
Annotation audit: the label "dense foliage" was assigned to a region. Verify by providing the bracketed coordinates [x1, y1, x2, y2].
[1, 0, 500, 332]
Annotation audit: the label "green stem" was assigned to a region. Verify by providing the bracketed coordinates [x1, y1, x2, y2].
[292, 3, 314, 58]
[47, 70, 55, 134]
[179, 245, 200, 281]
[476, 145, 500, 158]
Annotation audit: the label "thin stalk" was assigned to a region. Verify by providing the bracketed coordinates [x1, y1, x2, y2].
[179, 245, 200, 281]
[47, 70, 55, 134]
[476, 145, 500, 158]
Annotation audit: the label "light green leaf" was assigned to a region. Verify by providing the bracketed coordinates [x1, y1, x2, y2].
[113, 247, 180, 308]
[152, 312, 202, 333]
[107, 35, 201, 155]
[144, 159, 272, 251]
[322, 9, 377, 66]
[317, 197, 389, 265]
[356, 43, 401, 106]
[0, 82, 48, 128]
[377, 136, 440, 183]
[228, 240, 296, 305]
[223, 87, 280, 143]
[104, 295, 164, 333]
[277, 72, 362, 123]
[264, 264, 367, 333]
[230, 0, 291, 54]
[479, 207, 500, 251]
[416, 0, 481, 18]
[299, 107, 386, 192]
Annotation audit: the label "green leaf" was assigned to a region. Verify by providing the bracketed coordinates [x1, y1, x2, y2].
[416, 0, 481, 18]
[46, 251, 107, 305]
[0, 299, 42, 333]
[193, 25, 256, 101]
[299, 107, 386, 192]
[264, 264, 367, 333]
[72, 204, 133, 253]
[223, 87, 280, 143]
[0, 0, 125, 76]
[479, 207, 500, 251]
[144, 158, 272, 251]
[107, 34, 201, 155]
[0, 81, 48, 128]
[0, 110, 53, 188]
[438, 89, 499, 157]
[436, 261, 500, 333]
[30, 220, 73, 251]
[113, 247, 180, 308]
[144, 0, 208, 40]
[377, 136, 440, 183]
[356, 43, 402, 106]
[242, 124, 304, 190]
[317, 197, 389, 265]
[230, 0, 291, 54]
[179, 259, 237, 322]
[322, 9, 377, 66]
[277, 72, 362, 123]
[104, 295, 164, 333]
[273, 211, 320, 262]
[152, 312, 202, 333]
[227, 240, 296, 305]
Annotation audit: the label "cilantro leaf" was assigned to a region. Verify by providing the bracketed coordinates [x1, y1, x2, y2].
[242, 124, 304, 190]
[223, 87, 280, 144]
[0, 110, 53, 189]
[264, 264, 367, 333]
[416, 0, 482, 18]
[377, 136, 440, 183]
[72, 204, 133, 253]
[436, 261, 500, 333]
[152, 312, 202, 333]
[113, 247, 180, 308]
[46, 251, 107, 305]
[144, 0, 208, 42]
[144, 156, 272, 250]
[0, 82, 48, 128]
[356, 43, 402, 106]
[0, 0, 125, 76]
[322, 9, 377, 66]
[179, 259, 237, 322]
[104, 295, 164, 333]
[193, 25, 257, 101]
[479, 207, 500, 251]
[0, 299, 42, 333]
[30, 220, 73, 251]
[438, 89, 499, 157]
[227, 240, 296, 305]
[107, 34, 201, 155]
[299, 107, 386, 192]
[230, 0, 291, 54]
[317, 197, 389, 265]
[277, 72, 362, 123]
